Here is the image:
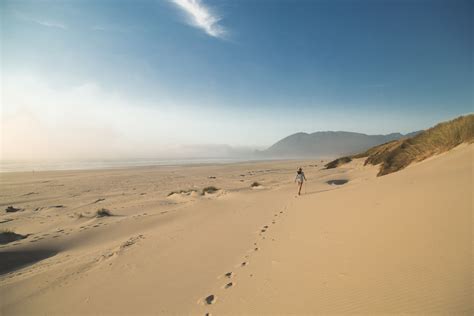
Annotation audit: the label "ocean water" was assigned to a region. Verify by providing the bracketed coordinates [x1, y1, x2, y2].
[0, 157, 254, 173]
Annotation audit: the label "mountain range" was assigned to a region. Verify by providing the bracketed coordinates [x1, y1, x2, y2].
[258, 131, 421, 158]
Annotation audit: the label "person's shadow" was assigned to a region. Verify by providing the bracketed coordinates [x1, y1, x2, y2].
[303, 188, 338, 195]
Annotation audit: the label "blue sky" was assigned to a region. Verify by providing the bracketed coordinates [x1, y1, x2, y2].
[1, 0, 472, 160]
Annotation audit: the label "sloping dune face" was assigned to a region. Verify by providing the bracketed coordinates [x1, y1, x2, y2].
[326, 114, 474, 176]
[362, 114, 474, 175]
[208, 145, 473, 315]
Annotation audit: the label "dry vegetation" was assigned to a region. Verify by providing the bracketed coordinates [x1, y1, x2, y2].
[96, 208, 113, 217]
[5, 206, 22, 213]
[326, 114, 474, 176]
[167, 189, 197, 197]
[324, 156, 352, 169]
[167, 187, 219, 196]
[0, 229, 28, 244]
[202, 186, 219, 195]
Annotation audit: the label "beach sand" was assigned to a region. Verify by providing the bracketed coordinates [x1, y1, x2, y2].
[0, 144, 472, 315]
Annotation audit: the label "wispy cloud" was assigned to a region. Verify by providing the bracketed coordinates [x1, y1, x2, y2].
[34, 19, 67, 30]
[91, 25, 131, 33]
[16, 11, 67, 30]
[170, 0, 226, 39]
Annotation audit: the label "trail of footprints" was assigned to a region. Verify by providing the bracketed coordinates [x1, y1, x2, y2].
[201, 208, 286, 314]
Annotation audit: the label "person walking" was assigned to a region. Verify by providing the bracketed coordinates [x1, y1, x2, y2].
[295, 167, 307, 196]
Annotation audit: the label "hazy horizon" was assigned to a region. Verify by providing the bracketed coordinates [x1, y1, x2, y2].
[0, 124, 453, 163]
[2, 0, 472, 161]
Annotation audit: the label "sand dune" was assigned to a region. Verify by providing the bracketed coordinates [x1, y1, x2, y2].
[0, 145, 472, 315]
[208, 144, 473, 315]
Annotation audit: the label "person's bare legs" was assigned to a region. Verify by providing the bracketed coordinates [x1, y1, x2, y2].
[298, 182, 303, 195]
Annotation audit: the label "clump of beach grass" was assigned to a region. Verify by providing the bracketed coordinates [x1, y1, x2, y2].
[0, 229, 28, 244]
[5, 206, 22, 213]
[96, 208, 113, 217]
[325, 156, 352, 169]
[167, 189, 197, 197]
[202, 186, 219, 195]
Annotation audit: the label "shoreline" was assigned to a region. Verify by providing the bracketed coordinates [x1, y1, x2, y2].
[0, 157, 325, 174]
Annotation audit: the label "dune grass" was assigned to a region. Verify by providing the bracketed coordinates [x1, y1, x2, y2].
[167, 189, 197, 197]
[5, 206, 22, 213]
[325, 114, 474, 176]
[202, 186, 219, 195]
[0, 229, 28, 244]
[325, 156, 352, 169]
[96, 208, 113, 217]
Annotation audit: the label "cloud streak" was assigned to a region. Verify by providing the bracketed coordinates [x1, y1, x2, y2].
[34, 19, 67, 29]
[170, 0, 226, 38]
[16, 11, 67, 30]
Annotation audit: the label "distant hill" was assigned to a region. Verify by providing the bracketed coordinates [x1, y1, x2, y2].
[259, 131, 419, 158]
[325, 114, 474, 176]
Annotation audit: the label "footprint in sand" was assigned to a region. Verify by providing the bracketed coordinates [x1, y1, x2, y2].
[241, 261, 248, 267]
[224, 282, 233, 289]
[224, 272, 233, 278]
[205, 294, 215, 305]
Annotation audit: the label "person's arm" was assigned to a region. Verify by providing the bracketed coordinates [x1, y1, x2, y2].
[303, 173, 307, 180]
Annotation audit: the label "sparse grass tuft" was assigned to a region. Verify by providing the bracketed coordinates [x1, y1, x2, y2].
[5, 206, 22, 213]
[0, 229, 28, 244]
[251, 182, 261, 187]
[325, 157, 352, 169]
[202, 186, 219, 195]
[167, 189, 197, 197]
[96, 208, 113, 217]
